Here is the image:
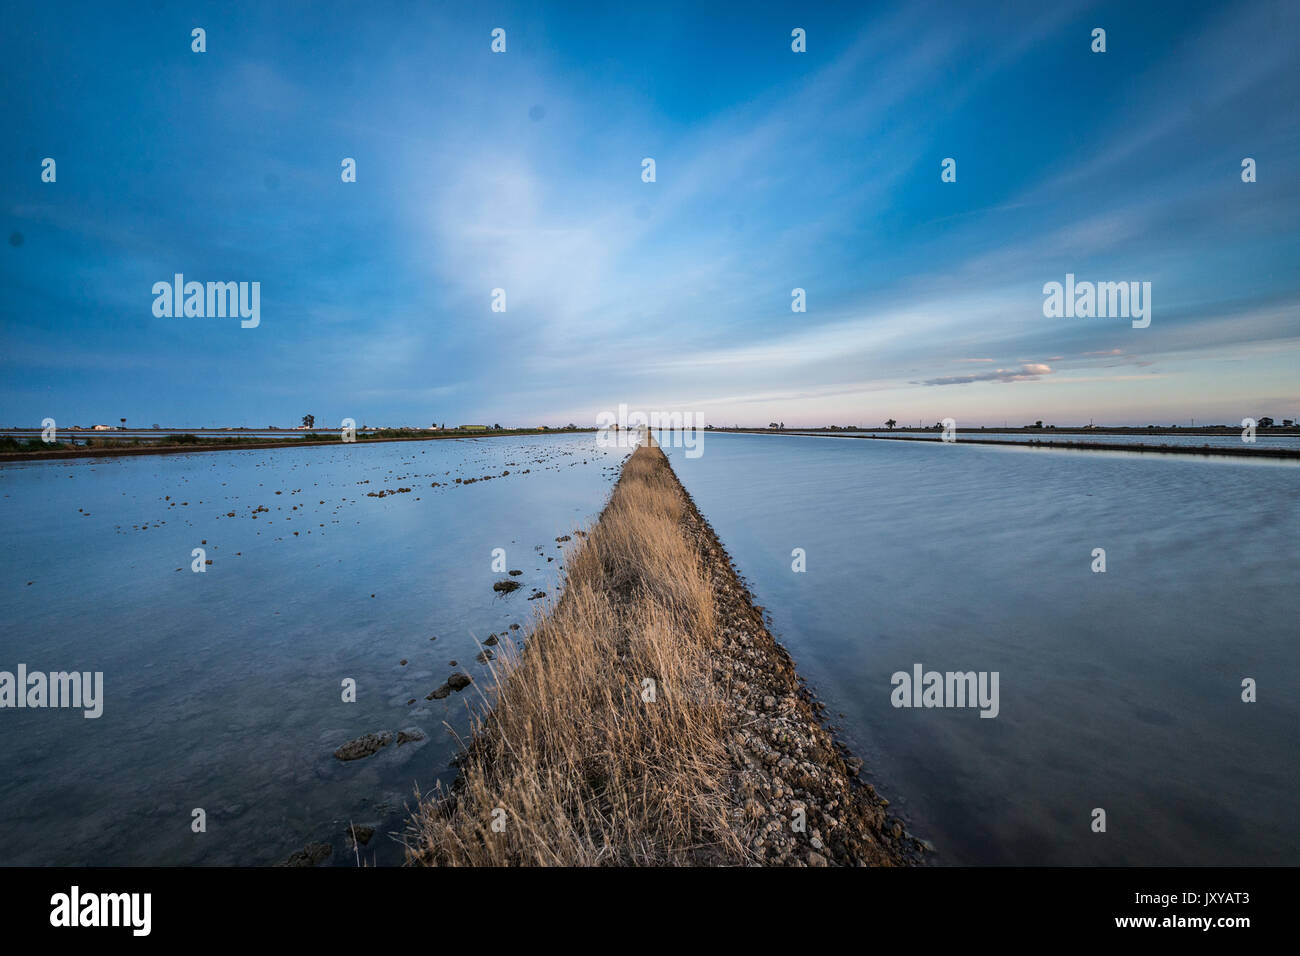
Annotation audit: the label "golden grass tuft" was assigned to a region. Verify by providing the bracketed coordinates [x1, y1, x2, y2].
[406, 439, 747, 866]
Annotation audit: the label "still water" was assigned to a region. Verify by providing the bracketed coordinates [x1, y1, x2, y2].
[0, 434, 623, 865]
[4, 430, 1295, 866]
[792, 430, 1300, 451]
[661, 431, 1299, 865]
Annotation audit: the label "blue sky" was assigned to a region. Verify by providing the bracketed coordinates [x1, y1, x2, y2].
[2, 0, 1297, 427]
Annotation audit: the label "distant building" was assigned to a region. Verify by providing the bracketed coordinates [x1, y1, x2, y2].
[459, 424, 488, 432]
[92, 424, 113, 431]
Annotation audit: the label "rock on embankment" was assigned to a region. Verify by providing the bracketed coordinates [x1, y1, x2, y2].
[675, 475, 923, 865]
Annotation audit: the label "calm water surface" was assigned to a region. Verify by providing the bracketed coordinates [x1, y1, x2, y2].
[661, 431, 1299, 865]
[5, 430, 1295, 866]
[0, 434, 623, 865]
[791, 430, 1300, 450]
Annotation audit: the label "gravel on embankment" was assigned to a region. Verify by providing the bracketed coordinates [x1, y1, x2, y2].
[672, 453, 923, 866]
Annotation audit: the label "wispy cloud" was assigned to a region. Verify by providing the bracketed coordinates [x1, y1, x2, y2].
[2, 0, 1296, 426]
[918, 364, 1053, 386]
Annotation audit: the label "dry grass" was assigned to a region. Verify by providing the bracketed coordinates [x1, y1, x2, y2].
[406, 438, 751, 865]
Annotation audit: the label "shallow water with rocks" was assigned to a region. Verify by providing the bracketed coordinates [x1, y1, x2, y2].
[0, 434, 623, 865]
